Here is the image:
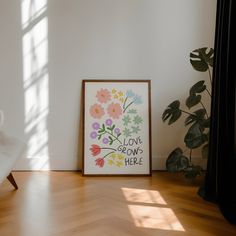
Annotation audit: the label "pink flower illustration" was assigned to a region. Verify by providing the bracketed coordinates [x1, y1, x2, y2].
[89, 104, 105, 119]
[96, 89, 111, 103]
[95, 158, 105, 167]
[107, 103, 122, 119]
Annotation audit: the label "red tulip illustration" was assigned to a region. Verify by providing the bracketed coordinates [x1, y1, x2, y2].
[90, 144, 101, 156]
[95, 158, 105, 167]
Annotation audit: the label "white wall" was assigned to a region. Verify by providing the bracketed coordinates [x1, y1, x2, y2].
[0, 0, 216, 170]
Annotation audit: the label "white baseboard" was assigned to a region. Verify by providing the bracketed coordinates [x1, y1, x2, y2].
[14, 155, 207, 171]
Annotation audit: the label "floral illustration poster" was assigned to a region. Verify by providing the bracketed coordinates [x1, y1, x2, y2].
[82, 80, 151, 175]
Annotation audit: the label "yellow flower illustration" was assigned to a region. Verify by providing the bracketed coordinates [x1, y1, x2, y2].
[112, 89, 117, 94]
[116, 161, 123, 167]
[111, 153, 116, 159]
[119, 98, 124, 103]
[118, 154, 125, 160]
[107, 153, 125, 167]
[118, 91, 124, 97]
[108, 159, 114, 166]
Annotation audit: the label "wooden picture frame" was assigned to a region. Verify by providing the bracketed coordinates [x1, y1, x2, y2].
[82, 80, 152, 176]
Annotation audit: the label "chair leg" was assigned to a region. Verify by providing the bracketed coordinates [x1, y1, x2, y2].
[7, 173, 18, 190]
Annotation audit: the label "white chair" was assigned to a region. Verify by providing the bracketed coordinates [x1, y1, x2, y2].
[0, 110, 25, 189]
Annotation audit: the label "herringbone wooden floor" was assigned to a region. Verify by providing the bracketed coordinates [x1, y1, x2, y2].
[0, 172, 235, 236]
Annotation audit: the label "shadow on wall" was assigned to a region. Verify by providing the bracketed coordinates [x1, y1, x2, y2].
[21, 0, 50, 170]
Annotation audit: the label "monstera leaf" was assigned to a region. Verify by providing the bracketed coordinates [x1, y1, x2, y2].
[184, 123, 207, 149]
[162, 100, 182, 125]
[166, 148, 189, 172]
[190, 47, 214, 72]
[163, 47, 213, 179]
[185, 109, 206, 126]
[190, 80, 206, 94]
[186, 94, 201, 109]
[184, 165, 202, 179]
[202, 117, 211, 128]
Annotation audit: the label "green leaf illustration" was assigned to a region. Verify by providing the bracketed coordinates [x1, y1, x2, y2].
[133, 115, 143, 125]
[107, 124, 115, 132]
[122, 115, 131, 126]
[131, 126, 140, 134]
[123, 128, 132, 137]
[98, 123, 106, 133]
[108, 136, 113, 145]
[127, 109, 137, 114]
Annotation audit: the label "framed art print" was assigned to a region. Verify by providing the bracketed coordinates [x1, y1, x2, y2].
[82, 80, 151, 176]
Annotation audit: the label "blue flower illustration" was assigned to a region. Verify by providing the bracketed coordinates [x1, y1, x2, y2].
[133, 95, 142, 105]
[126, 90, 135, 98]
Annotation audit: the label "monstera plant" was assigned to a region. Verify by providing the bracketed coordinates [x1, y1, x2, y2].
[162, 47, 214, 179]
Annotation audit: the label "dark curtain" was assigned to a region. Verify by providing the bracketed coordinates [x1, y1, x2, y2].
[199, 0, 236, 224]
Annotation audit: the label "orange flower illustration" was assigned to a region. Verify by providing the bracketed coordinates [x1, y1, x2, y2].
[96, 89, 111, 103]
[90, 144, 101, 156]
[95, 158, 105, 167]
[89, 104, 105, 119]
[107, 103, 122, 119]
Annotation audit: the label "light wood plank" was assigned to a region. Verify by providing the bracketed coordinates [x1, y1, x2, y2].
[0, 171, 235, 236]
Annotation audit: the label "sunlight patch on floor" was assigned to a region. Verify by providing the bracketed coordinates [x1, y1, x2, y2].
[122, 187, 167, 205]
[122, 187, 185, 231]
[128, 205, 185, 231]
